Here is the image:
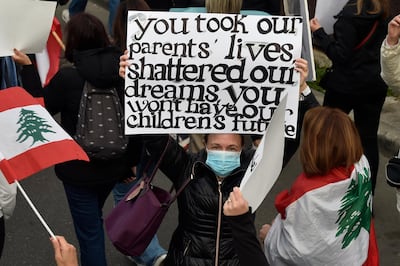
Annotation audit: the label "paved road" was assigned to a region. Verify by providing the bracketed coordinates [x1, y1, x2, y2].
[2, 2, 400, 266]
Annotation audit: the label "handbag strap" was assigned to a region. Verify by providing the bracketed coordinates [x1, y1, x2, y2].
[144, 136, 171, 183]
[354, 20, 379, 51]
[144, 136, 191, 205]
[169, 176, 191, 204]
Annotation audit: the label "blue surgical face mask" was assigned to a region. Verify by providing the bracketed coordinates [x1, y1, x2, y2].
[206, 150, 241, 177]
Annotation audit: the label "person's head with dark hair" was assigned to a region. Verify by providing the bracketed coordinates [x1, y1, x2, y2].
[64, 13, 111, 63]
[300, 107, 363, 177]
[113, 0, 151, 51]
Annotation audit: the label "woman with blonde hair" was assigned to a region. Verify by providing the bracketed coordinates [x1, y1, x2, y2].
[119, 0, 319, 263]
[176, 0, 281, 14]
[310, 0, 390, 195]
[205, 0, 242, 13]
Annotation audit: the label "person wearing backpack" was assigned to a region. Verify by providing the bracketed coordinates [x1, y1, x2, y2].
[12, 13, 139, 266]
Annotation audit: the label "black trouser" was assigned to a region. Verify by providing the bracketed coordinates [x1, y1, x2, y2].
[0, 216, 4, 259]
[323, 89, 387, 194]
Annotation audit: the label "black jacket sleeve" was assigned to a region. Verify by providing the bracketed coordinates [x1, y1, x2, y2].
[312, 20, 358, 65]
[143, 135, 192, 188]
[226, 211, 270, 266]
[19, 65, 75, 116]
[284, 92, 320, 166]
[19, 64, 45, 97]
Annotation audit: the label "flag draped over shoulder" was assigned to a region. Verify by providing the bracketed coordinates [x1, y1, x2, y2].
[265, 155, 378, 266]
[35, 18, 62, 86]
[0, 87, 89, 183]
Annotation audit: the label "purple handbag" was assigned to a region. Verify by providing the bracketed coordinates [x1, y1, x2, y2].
[105, 142, 190, 256]
[105, 179, 172, 256]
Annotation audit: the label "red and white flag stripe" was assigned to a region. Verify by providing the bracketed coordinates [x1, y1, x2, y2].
[35, 18, 62, 86]
[0, 87, 88, 183]
[265, 155, 378, 266]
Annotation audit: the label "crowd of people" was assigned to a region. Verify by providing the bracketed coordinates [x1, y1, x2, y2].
[1, 0, 400, 265]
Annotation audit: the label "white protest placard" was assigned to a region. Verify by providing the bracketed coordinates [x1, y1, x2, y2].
[314, 0, 348, 35]
[239, 95, 286, 212]
[283, 0, 316, 81]
[0, 0, 57, 57]
[125, 11, 303, 137]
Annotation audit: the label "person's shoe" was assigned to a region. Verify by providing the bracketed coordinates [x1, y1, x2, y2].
[61, 9, 70, 23]
[153, 254, 167, 266]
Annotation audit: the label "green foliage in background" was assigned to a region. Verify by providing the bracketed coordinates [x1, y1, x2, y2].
[307, 65, 328, 93]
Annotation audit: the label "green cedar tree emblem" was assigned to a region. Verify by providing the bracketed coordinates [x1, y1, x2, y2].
[335, 167, 372, 249]
[16, 108, 56, 146]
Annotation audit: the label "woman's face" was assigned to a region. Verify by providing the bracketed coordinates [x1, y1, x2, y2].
[205, 134, 242, 152]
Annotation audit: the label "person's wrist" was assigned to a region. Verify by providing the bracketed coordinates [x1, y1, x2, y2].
[299, 86, 311, 101]
[300, 82, 307, 92]
[387, 36, 399, 47]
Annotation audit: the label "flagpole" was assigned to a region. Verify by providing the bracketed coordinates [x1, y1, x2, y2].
[51, 31, 66, 51]
[15, 180, 56, 239]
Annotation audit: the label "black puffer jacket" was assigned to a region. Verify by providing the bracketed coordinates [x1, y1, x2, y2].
[312, 0, 388, 95]
[20, 46, 139, 186]
[145, 136, 255, 266]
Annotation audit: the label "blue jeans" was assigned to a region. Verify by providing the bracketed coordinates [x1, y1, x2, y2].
[1, 57, 19, 89]
[108, 0, 120, 35]
[112, 152, 166, 266]
[63, 182, 115, 266]
[68, 0, 88, 16]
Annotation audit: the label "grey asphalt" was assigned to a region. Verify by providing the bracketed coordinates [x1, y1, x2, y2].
[1, 2, 400, 266]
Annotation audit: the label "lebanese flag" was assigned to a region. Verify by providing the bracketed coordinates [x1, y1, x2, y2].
[0, 87, 89, 183]
[35, 18, 63, 87]
[265, 155, 378, 266]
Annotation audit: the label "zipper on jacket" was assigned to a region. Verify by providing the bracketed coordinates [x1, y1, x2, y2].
[183, 239, 191, 256]
[215, 178, 223, 266]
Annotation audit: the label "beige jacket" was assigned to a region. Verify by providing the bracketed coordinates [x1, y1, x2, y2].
[381, 38, 400, 95]
[0, 173, 16, 219]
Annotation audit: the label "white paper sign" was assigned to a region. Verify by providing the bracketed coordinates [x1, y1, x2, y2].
[125, 11, 303, 136]
[0, 0, 57, 57]
[239, 95, 287, 212]
[283, 0, 316, 81]
[314, 0, 348, 35]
